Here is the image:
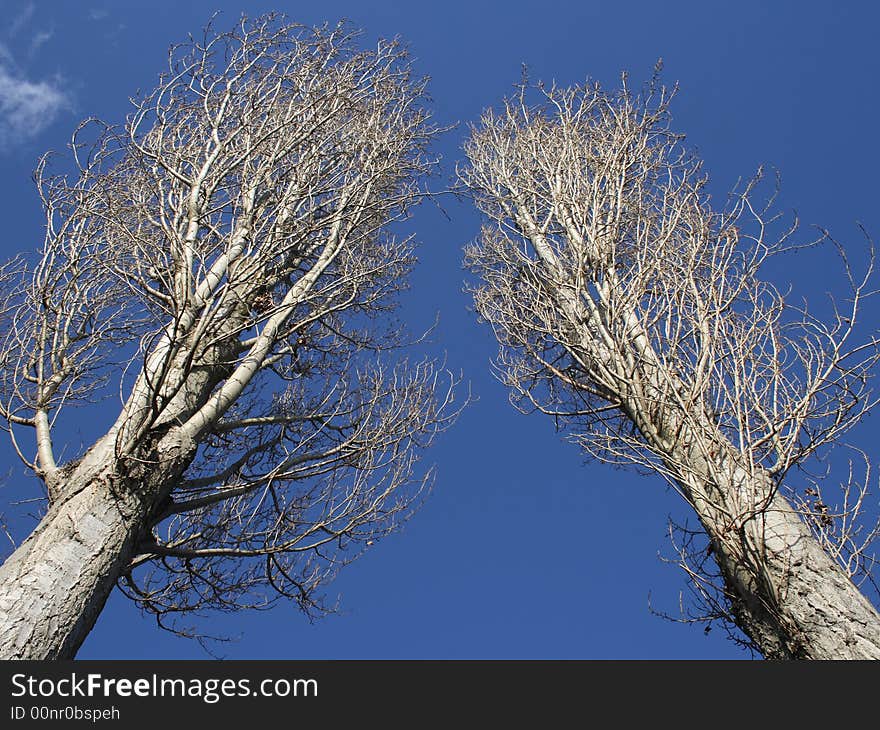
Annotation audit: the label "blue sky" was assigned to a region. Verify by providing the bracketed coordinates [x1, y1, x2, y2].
[0, 0, 878, 659]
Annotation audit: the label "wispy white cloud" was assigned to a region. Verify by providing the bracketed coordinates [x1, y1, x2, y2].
[0, 65, 70, 150]
[9, 3, 35, 37]
[28, 29, 53, 58]
[0, 3, 72, 151]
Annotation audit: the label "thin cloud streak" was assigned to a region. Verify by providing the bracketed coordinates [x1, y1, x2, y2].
[8, 3, 35, 38]
[29, 29, 54, 58]
[0, 65, 70, 150]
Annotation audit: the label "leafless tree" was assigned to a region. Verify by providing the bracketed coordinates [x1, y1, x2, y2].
[0, 14, 460, 660]
[460, 72, 880, 658]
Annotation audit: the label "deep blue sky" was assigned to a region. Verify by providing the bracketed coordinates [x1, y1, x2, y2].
[1, 1, 878, 659]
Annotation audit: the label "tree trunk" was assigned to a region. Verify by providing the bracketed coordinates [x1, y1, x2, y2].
[0, 427, 194, 659]
[657, 406, 880, 658]
[557, 287, 880, 657]
[0, 302, 245, 659]
[689, 473, 880, 659]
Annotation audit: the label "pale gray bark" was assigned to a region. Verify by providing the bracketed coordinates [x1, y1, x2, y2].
[652, 382, 880, 659]
[0, 304, 234, 658]
[0, 431, 191, 659]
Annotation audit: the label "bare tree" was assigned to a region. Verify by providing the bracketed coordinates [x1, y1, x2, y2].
[0, 14, 460, 660]
[460, 72, 880, 659]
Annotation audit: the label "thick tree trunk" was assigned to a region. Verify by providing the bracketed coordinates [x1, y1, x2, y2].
[0, 304, 243, 659]
[557, 286, 880, 658]
[0, 427, 194, 659]
[693, 483, 880, 658]
[0, 474, 143, 658]
[663, 420, 880, 658]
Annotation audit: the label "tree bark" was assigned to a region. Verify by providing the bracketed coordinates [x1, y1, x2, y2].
[561, 285, 880, 658]
[672, 442, 880, 658]
[0, 296, 248, 658]
[621, 348, 880, 658]
[0, 427, 194, 659]
[631, 370, 880, 658]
